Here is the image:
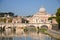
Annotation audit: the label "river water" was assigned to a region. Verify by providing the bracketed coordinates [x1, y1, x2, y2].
[0, 32, 57, 40]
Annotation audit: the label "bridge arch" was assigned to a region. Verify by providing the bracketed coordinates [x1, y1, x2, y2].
[41, 25, 48, 29]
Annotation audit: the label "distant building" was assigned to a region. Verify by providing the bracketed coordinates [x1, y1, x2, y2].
[23, 7, 58, 30]
[51, 15, 58, 30]
[12, 16, 22, 23]
[28, 7, 51, 23]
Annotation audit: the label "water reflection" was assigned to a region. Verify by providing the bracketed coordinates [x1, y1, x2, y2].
[1, 37, 13, 40]
[0, 32, 57, 40]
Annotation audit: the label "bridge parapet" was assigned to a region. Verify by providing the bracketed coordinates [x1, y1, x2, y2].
[0, 23, 52, 30]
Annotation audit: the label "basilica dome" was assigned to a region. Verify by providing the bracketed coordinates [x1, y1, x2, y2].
[39, 7, 46, 12]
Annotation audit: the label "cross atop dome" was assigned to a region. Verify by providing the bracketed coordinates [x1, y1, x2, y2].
[39, 6, 46, 13]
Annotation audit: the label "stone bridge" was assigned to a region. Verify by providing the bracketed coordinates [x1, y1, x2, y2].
[0, 23, 52, 30]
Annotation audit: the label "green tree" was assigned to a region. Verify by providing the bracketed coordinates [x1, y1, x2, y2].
[56, 8, 60, 29]
[8, 18, 12, 23]
[3, 18, 6, 23]
[26, 15, 33, 17]
[0, 17, 6, 23]
[8, 12, 14, 16]
[48, 17, 56, 20]
[0, 12, 14, 17]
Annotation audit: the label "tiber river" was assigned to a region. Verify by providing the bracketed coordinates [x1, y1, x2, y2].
[0, 32, 58, 40]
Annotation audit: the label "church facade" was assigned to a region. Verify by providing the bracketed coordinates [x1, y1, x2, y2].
[29, 7, 51, 23]
[24, 7, 53, 29]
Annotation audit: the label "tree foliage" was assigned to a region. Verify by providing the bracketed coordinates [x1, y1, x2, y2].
[0, 17, 6, 23]
[48, 17, 56, 20]
[0, 12, 14, 17]
[26, 15, 33, 17]
[8, 18, 12, 23]
[56, 8, 60, 17]
[0, 12, 14, 23]
[56, 8, 60, 29]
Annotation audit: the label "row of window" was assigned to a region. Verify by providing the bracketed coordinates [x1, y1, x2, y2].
[33, 19, 51, 23]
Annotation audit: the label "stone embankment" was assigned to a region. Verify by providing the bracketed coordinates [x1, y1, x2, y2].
[47, 29, 60, 39]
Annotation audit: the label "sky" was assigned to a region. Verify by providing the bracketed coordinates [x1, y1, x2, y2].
[0, 0, 60, 16]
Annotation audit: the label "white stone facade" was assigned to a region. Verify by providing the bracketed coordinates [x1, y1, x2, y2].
[29, 7, 51, 24]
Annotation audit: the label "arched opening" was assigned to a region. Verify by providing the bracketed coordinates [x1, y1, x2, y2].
[29, 25, 35, 27]
[28, 25, 36, 30]
[41, 25, 48, 29]
[24, 25, 36, 32]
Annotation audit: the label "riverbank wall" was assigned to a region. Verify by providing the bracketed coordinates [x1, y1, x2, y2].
[47, 30, 60, 39]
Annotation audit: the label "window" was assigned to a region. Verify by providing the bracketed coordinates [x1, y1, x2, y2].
[41, 20, 44, 22]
